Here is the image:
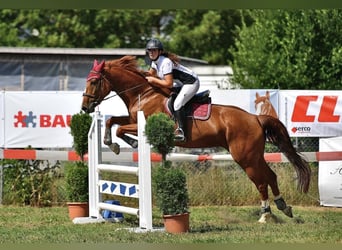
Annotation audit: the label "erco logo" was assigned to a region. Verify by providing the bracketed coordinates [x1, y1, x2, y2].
[291, 126, 311, 133]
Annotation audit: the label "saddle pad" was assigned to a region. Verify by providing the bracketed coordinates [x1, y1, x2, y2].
[165, 99, 212, 121]
[190, 103, 211, 120]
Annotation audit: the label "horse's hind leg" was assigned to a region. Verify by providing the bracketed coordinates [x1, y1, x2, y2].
[244, 162, 273, 223]
[262, 162, 293, 218]
[244, 159, 292, 223]
[259, 160, 293, 217]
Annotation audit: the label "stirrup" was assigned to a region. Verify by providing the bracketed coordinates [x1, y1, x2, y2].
[174, 128, 185, 142]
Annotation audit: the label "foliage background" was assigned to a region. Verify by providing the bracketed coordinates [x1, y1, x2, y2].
[230, 10, 342, 89]
[1, 9, 341, 90]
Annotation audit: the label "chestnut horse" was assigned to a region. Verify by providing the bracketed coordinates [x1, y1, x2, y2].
[81, 56, 311, 223]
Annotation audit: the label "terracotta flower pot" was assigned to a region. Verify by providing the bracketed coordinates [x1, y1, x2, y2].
[67, 202, 89, 220]
[163, 212, 190, 234]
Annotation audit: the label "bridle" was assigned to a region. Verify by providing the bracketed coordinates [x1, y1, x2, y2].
[83, 70, 147, 107]
[82, 71, 110, 108]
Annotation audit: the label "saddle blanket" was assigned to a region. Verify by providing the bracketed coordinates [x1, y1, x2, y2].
[191, 103, 211, 120]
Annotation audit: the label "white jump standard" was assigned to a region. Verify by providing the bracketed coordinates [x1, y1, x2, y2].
[73, 111, 153, 232]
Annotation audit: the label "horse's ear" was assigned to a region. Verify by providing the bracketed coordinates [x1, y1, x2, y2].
[98, 60, 105, 69]
[266, 90, 270, 98]
[92, 60, 105, 71]
[93, 59, 99, 67]
[256, 92, 260, 98]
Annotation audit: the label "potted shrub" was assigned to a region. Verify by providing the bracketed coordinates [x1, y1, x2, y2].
[65, 161, 89, 219]
[66, 112, 92, 220]
[145, 112, 190, 233]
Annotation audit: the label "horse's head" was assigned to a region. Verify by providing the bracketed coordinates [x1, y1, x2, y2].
[82, 59, 111, 113]
[255, 91, 268, 115]
[254, 91, 278, 118]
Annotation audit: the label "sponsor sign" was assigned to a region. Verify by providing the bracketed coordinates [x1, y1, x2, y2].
[0, 91, 4, 147]
[4, 91, 81, 148]
[2, 91, 130, 148]
[279, 90, 342, 137]
[209, 89, 278, 116]
[319, 137, 342, 207]
[2, 89, 342, 148]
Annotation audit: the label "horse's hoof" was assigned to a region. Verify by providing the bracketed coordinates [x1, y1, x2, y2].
[109, 143, 120, 154]
[258, 212, 281, 223]
[131, 141, 138, 148]
[104, 139, 112, 146]
[281, 206, 293, 218]
[103, 129, 112, 145]
[274, 197, 287, 210]
[258, 212, 272, 223]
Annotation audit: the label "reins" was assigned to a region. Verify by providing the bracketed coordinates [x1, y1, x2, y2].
[103, 83, 146, 101]
[83, 61, 155, 109]
[96, 66, 153, 101]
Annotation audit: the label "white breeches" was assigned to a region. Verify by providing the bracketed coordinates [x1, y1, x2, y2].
[173, 80, 200, 111]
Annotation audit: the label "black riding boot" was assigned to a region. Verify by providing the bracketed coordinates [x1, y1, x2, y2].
[174, 108, 186, 142]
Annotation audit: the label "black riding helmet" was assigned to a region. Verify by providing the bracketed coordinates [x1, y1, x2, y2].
[146, 38, 163, 51]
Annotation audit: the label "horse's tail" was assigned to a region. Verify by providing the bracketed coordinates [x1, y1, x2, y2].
[257, 115, 311, 193]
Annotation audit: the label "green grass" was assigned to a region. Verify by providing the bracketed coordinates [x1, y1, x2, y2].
[184, 161, 319, 206]
[0, 205, 340, 243]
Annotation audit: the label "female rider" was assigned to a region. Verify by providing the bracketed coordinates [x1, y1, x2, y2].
[145, 38, 200, 142]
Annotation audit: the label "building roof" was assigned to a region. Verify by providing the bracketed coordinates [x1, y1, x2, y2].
[0, 47, 208, 65]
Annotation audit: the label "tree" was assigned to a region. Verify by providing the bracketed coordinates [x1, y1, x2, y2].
[229, 9, 342, 90]
[0, 9, 168, 48]
[0, 9, 250, 65]
[166, 10, 253, 64]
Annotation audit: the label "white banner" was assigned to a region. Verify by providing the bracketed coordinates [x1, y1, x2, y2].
[319, 137, 342, 207]
[209, 89, 278, 116]
[0, 91, 4, 147]
[2, 91, 130, 148]
[279, 90, 342, 137]
[4, 91, 81, 148]
[3, 89, 342, 148]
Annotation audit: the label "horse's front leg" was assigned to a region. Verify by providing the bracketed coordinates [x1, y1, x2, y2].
[104, 116, 131, 154]
[113, 123, 138, 154]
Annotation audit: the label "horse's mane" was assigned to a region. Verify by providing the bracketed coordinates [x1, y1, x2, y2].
[105, 55, 170, 97]
[107, 55, 142, 75]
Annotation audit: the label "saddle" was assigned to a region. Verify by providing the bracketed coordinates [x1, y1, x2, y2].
[166, 89, 212, 121]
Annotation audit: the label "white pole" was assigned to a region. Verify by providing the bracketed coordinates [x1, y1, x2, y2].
[88, 111, 102, 218]
[137, 111, 153, 230]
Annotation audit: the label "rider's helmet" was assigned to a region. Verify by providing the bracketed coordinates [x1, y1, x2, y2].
[146, 38, 163, 51]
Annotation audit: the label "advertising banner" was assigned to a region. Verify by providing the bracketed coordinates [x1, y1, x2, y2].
[0, 89, 280, 148]
[319, 137, 342, 207]
[4, 91, 81, 148]
[0, 91, 4, 147]
[279, 90, 342, 137]
[209, 89, 278, 116]
[2, 91, 130, 148]
[3, 89, 342, 148]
